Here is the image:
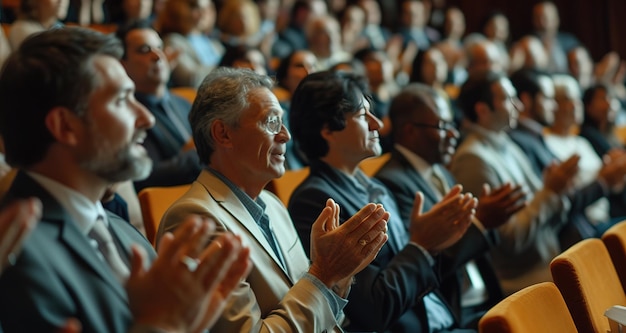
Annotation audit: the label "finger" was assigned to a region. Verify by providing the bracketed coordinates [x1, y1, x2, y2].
[157, 216, 201, 261]
[345, 206, 388, 239]
[360, 229, 388, 257]
[216, 246, 252, 295]
[129, 244, 148, 279]
[481, 183, 491, 197]
[333, 201, 341, 230]
[0, 198, 41, 267]
[505, 201, 527, 215]
[323, 198, 334, 232]
[411, 191, 425, 220]
[442, 185, 463, 200]
[450, 197, 477, 223]
[339, 203, 378, 233]
[182, 219, 215, 259]
[196, 233, 240, 288]
[354, 216, 388, 246]
[325, 199, 338, 232]
[490, 183, 517, 198]
[312, 205, 333, 234]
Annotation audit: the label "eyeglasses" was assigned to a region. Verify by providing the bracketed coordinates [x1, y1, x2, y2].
[410, 120, 456, 131]
[263, 115, 284, 135]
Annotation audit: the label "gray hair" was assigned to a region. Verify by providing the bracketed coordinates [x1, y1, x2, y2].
[190, 67, 275, 165]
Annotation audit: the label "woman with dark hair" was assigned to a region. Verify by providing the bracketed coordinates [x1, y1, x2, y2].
[410, 46, 462, 126]
[273, 49, 318, 106]
[155, 0, 224, 87]
[580, 83, 624, 156]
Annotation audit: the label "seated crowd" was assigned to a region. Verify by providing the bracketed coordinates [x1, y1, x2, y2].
[1, 0, 626, 332]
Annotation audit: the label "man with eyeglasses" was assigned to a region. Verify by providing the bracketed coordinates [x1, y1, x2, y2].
[450, 70, 581, 296]
[157, 67, 390, 332]
[288, 70, 480, 333]
[116, 19, 202, 191]
[375, 83, 526, 328]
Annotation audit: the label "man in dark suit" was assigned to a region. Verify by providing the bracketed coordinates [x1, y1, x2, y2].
[116, 20, 202, 191]
[0, 27, 250, 332]
[289, 70, 479, 333]
[374, 83, 526, 327]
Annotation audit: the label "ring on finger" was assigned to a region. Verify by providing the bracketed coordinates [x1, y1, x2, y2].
[358, 239, 368, 246]
[180, 255, 200, 272]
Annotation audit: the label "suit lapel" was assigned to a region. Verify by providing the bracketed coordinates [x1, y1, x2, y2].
[393, 151, 441, 207]
[196, 171, 291, 279]
[7, 172, 129, 303]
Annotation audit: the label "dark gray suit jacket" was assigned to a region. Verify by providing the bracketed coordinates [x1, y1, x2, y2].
[0, 172, 155, 332]
[288, 160, 473, 333]
[134, 92, 202, 191]
[375, 150, 502, 322]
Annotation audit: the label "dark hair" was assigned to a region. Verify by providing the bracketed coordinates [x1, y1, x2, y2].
[582, 83, 611, 126]
[0, 27, 123, 168]
[218, 44, 268, 73]
[389, 83, 438, 140]
[289, 70, 371, 161]
[480, 10, 506, 36]
[509, 68, 550, 99]
[583, 83, 610, 109]
[410, 48, 428, 83]
[457, 70, 504, 122]
[275, 50, 298, 89]
[115, 19, 155, 59]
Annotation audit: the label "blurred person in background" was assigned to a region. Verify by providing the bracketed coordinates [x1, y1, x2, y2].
[155, 0, 224, 87]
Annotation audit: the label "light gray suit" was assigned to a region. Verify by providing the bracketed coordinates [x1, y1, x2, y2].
[158, 169, 343, 332]
[450, 125, 568, 295]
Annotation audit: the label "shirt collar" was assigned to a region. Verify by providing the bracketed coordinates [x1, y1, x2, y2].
[466, 122, 510, 151]
[206, 167, 266, 224]
[26, 171, 107, 235]
[517, 117, 545, 136]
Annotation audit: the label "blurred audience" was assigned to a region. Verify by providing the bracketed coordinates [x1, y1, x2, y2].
[117, 20, 202, 190]
[9, 0, 63, 49]
[155, 0, 224, 87]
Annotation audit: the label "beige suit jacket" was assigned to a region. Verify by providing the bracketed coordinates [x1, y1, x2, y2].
[158, 169, 342, 332]
[450, 125, 567, 295]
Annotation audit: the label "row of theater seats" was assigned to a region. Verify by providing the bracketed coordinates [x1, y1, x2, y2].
[138, 152, 391, 246]
[480, 222, 626, 333]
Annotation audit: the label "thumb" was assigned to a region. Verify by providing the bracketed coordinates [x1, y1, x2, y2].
[311, 204, 332, 236]
[129, 244, 147, 279]
[481, 183, 491, 197]
[411, 191, 424, 220]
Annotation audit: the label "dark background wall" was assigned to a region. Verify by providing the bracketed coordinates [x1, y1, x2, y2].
[446, 0, 626, 62]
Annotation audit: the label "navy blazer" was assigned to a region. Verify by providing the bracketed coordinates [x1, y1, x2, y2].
[0, 172, 155, 332]
[134, 92, 202, 191]
[288, 160, 471, 333]
[375, 149, 502, 322]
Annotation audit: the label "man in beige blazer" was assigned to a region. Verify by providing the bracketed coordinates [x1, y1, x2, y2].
[450, 71, 578, 295]
[158, 67, 389, 332]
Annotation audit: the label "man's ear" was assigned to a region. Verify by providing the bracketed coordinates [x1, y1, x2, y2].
[211, 119, 233, 148]
[44, 107, 82, 146]
[519, 91, 532, 111]
[475, 101, 491, 120]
